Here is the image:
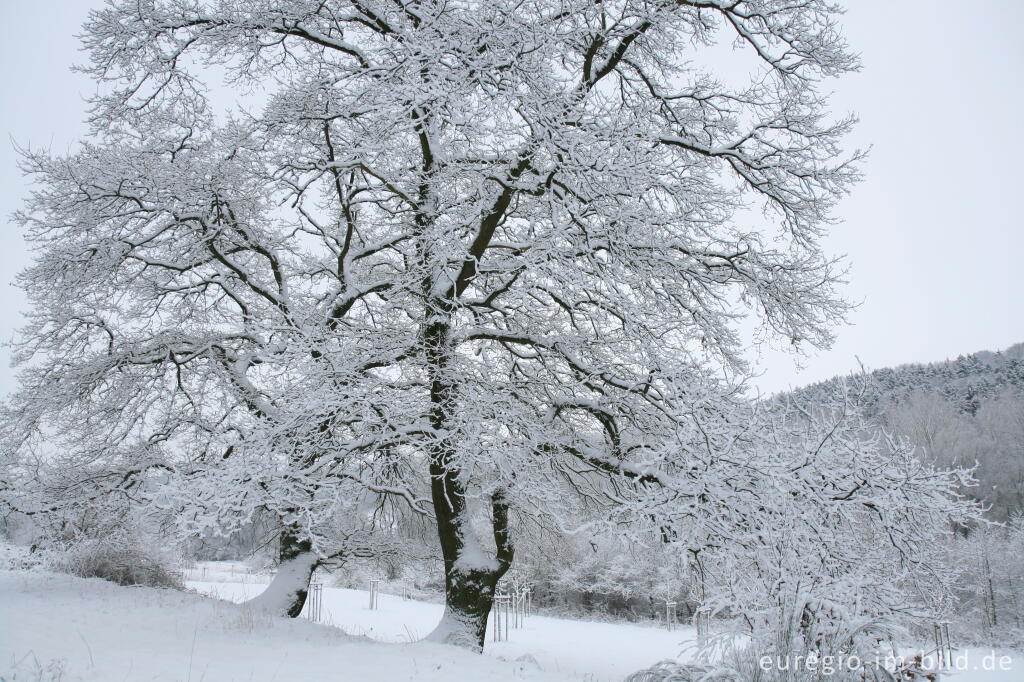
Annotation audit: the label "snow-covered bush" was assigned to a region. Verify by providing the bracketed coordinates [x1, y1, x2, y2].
[626, 613, 899, 682]
[12, 490, 187, 589]
[508, 530, 697, 623]
[0, 461, 185, 588]
[622, 388, 980, 681]
[54, 527, 183, 589]
[712, 610, 900, 682]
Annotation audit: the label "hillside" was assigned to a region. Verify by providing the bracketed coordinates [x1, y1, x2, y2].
[782, 342, 1024, 520]
[786, 343, 1024, 417]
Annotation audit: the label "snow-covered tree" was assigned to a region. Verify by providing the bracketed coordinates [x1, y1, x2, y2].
[693, 392, 979, 660]
[3, 0, 976, 652]
[1, 87, 431, 618]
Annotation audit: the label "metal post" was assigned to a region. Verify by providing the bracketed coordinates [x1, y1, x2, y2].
[695, 607, 710, 645]
[493, 594, 511, 641]
[306, 582, 323, 623]
[933, 621, 952, 669]
[944, 622, 952, 668]
[494, 595, 500, 641]
[369, 578, 380, 610]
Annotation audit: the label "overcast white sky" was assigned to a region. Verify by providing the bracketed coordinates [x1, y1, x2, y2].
[1, 1, 1022, 397]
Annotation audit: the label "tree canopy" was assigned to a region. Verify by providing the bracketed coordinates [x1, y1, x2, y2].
[1, 0, 977, 653]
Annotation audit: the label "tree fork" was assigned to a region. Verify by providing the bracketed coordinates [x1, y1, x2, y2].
[423, 315, 514, 650]
[428, 471, 514, 650]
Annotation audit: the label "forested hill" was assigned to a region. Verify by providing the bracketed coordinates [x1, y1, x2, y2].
[786, 342, 1024, 416]
[782, 342, 1024, 520]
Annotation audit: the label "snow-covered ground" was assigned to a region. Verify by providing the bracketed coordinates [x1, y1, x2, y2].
[2, 563, 1019, 682]
[0, 569, 568, 682]
[183, 564, 1022, 682]
[186, 572, 698, 681]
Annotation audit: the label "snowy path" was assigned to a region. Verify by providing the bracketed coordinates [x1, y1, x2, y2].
[187, 577, 697, 681]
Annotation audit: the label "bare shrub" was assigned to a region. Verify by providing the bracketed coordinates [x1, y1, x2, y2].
[55, 529, 183, 590]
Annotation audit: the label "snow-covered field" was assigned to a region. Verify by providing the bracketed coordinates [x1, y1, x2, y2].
[185, 567, 698, 680]
[0, 569, 569, 682]
[2, 563, 1020, 682]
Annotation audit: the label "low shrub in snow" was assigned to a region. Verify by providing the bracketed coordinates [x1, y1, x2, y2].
[54, 530, 183, 590]
[624, 660, 738, 682]
[0, 541, 43, 571]
[626, 603, 906, 682]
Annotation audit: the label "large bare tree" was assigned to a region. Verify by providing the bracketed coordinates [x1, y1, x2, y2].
[4, 0, 975, 653]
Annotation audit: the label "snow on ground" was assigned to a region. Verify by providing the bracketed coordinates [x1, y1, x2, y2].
[0, 569, 569, 682]
[185, 566, 1022, 682]
[187, 576, 698, 681]
[2, 562, 1019, 682]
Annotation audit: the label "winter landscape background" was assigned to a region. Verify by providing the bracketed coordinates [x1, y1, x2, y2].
[1, 1, 1022, 681]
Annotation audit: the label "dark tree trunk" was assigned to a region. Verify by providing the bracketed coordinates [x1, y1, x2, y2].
[422, 315, 514, 651]
[427, 484, 514, 650]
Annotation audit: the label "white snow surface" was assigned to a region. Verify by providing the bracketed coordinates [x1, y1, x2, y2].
[2, 564, 1020, 682]
[0, 570, 567, 682]
[187, 575, 701, 680]
[184, 571, 1023, 682]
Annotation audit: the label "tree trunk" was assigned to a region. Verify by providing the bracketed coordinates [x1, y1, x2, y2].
[426, 488, 514, 650]
[245, 525, 318, 617]
[421, 315, 513, 651]
[980, 530, 998, 629]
